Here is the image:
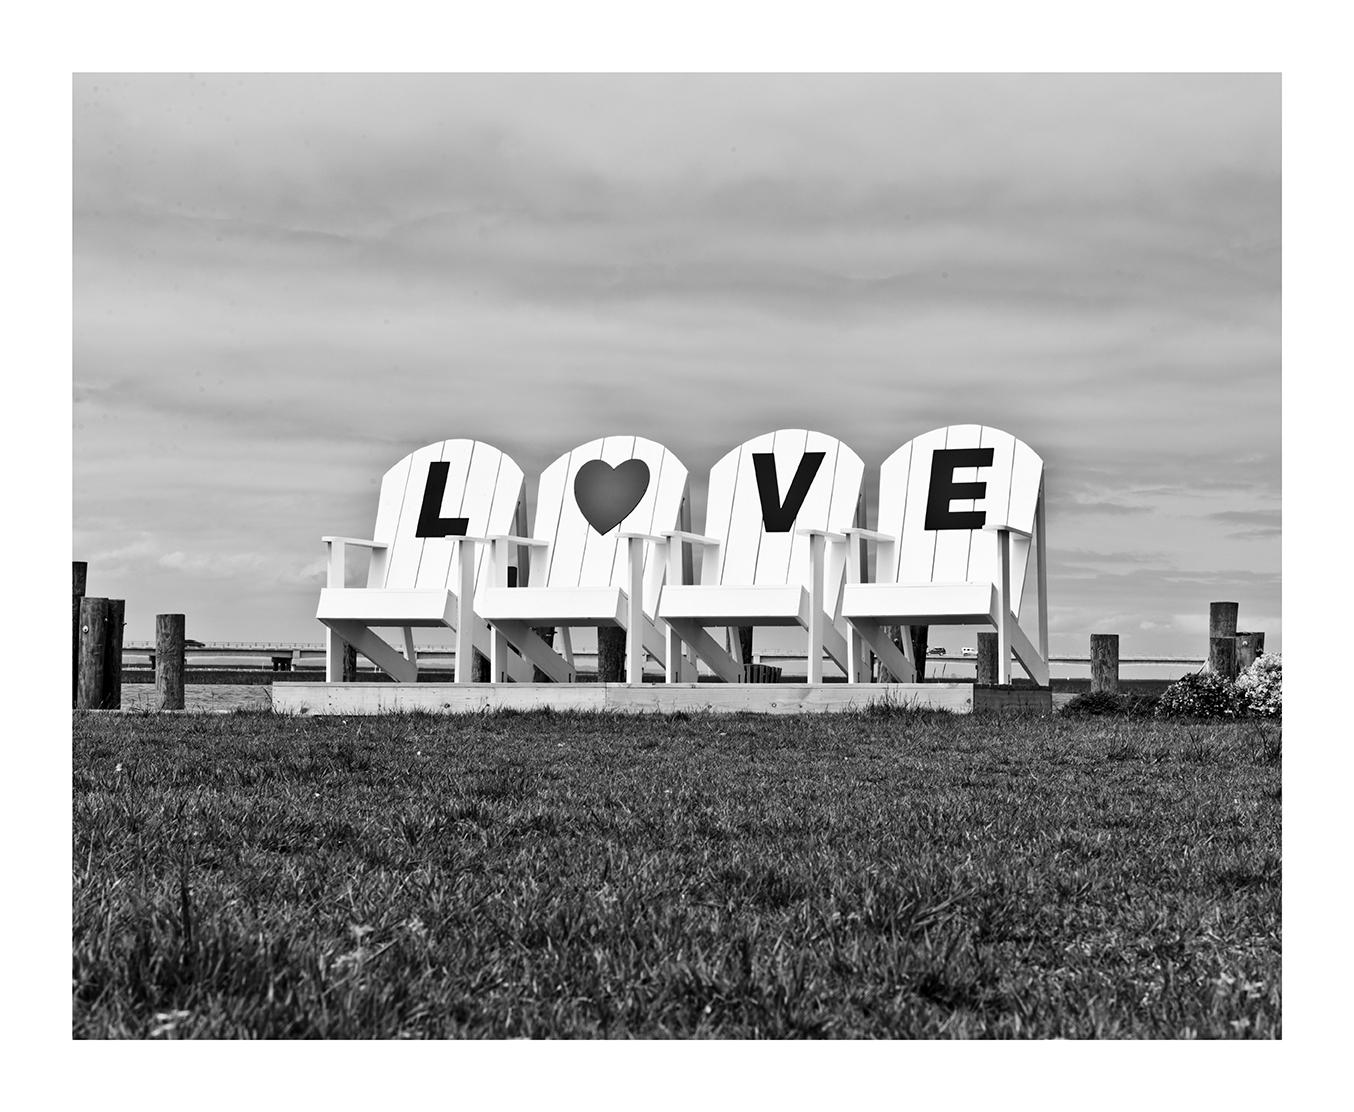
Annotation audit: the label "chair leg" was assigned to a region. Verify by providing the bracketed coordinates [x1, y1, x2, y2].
[402, 627, 418, 681]
[666, 618, 744, 684]
[490, 625, 507, 683]
[637, 617, 670, 676]
[665, 624, 682, 683]
[321, 621, 418, 684]
[819, 620, 850, 678]
[1007, 617, 1050, 687]
[996, 530, 1013, 686]
[626, 536, 645, 684]
[325, 627, 344, 683]
[848, 619, 915, 683]
[807, 534, 825, 683]
[490, 620, 574, 683]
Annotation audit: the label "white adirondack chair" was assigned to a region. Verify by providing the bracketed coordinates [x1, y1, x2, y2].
[657, 429, 866, 684]
[316, 439, 533, 684]
[841, 424, 1049, 686]
[476, 436, 691, 684]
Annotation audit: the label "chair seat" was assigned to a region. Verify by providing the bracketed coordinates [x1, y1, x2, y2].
[659, 584, 810, 627]
[316, 587, 460, 627]
[478, 586, 629, 627]
[842, 582, 998, 625]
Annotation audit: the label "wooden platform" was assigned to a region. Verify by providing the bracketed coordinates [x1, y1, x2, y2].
[271, 682, 980, 716]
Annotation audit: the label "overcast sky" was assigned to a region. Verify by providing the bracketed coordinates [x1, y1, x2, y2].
[73, 73, 1280, 656]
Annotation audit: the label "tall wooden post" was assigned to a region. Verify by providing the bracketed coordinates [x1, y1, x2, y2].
[77, 598, 112, 710]
[736, 625, 758, 669]
[104, 599, 124, 710]
[1210, 636, 1238, 681]
[1207, 602, 1238, 672]
[597, 627, 626, 682]
[1090, 634, 1119, 694]
[909, 626, 928, 682]
[155, 614, 185, 711]
[73, 561, 87, 706]
[1209, 601, 1239, 638]
[341, 642, 358, 682]
[1236, 631, 1266, 670]
[975, 631, 998, 686]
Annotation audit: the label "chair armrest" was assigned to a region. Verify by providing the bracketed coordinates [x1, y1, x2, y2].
[660, 530, 722, 548]
[983, 523, 1033, 539]
[323, 536, 391, 588]
[488, 534, 550, 548]
[487, 534, 548, 589]
[321, 536, 388, 549]
[844, 527, 896, 545]
[796, 527, 847, 542]
[619, 531, 668, 543]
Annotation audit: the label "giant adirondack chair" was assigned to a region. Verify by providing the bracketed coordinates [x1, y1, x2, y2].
[841, 424, 1049, 685]
[657, 429, 866, 683]
[316, 439, 533, 684]
[476, 436, 691, 684]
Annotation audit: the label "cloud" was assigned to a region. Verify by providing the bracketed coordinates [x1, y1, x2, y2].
[1208, 508, 1282, 539]
[1056, 500, 1153, 517]
[157, 550, 328, 587]
[72, 75, 1280, 653]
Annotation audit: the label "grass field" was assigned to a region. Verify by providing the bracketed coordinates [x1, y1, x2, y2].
[72, 709, 1281, 1038]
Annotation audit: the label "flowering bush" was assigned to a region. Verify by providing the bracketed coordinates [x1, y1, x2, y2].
[1236, 653, 1282, 718]
[1154, 670, 1246, 720]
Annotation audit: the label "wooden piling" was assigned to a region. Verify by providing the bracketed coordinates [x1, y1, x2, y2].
[1236, 631, 1266, 670]
[909, 626, 928, 682]
[975, 631, 998, 686]
[73, 561, 87, 706]
[1210, 635, 1238, 681]
[155, 614, 185, 711]
[104, 599, 124, 710]
[737, 626, 754, 672]
[597, 627, 626, 682]
[77, 598, 112, 710]
[341, 642, 358, 683]
[1209, 601, 1239, 638]
[1089, 633, 1119, 694]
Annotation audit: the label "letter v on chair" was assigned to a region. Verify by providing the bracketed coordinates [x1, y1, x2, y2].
[841, 425, 1050, 686]
[476, 436, 691, 684]
[657, 429, 867, 683]
[315, 439, 534, 684]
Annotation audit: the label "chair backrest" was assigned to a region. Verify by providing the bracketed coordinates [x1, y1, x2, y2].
[700, 429, 865, 600]
[876, 425, 1043, 612]
[530, 435, 689, 613]
[366, 439, 525, 604]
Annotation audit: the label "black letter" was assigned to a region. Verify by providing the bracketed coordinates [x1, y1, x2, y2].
[924, 448, 995, 531]
[754, 451, 826, 532]
[415, 462, 469, 537]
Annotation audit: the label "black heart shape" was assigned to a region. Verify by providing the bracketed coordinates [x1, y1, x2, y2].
[574, 458, 651, 535]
